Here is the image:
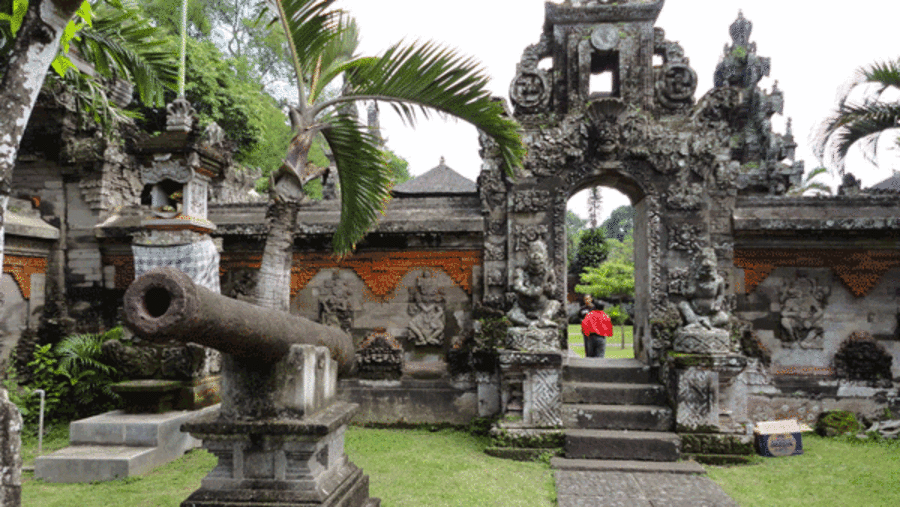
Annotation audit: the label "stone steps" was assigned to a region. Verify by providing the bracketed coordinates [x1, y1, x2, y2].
[564, 429, 680, 461]
[562, 381, 666, 405]
[551, 457, 705, 474]
[562, 358, 652, 383]
[558, 357, 683, 467]
[35, 406, 215, 483]
[562, 403, 673, 431]
[34, 445, 164, 483]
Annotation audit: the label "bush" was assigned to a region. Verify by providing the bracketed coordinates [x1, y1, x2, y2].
[816, 410, 862, 437]
[6, 329, 123, 426]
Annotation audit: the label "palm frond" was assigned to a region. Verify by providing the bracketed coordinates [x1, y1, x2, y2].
[74, 2, 178, 107]
[269, 0, 344, 103]
[56, 333, 117, 377]
[320, 111, 393, 255]
[861, 59, 900, 95]
[814, 101, 900, 172]
[318, 40, 525, 175]
[307, 15, 358, 104]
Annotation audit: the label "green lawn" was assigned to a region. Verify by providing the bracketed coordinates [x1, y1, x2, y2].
[708, 434, 900, 507]
[568, 324, 634, 359]
[22, 425, 555, 507]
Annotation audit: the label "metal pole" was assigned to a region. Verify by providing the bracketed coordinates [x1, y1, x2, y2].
[34, 389, 45, 456]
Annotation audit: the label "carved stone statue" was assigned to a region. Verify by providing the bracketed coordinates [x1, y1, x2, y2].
[778, 275, 828, 349]
[673, 248, 731, 353]
[508, 240, 560, 328]
[407, 271, 446, 347]
[319, 271, 353, 332]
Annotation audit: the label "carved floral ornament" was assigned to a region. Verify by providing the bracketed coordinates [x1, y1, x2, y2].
[733, 249, 900, 297]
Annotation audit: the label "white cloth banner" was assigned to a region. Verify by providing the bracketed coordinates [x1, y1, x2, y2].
[132, 239, 220, 293]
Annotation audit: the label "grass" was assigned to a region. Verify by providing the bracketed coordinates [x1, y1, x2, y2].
[21, 424, 555, 507]
[345, 427, 555, 507]
[568, 324, 634, 359]
[707, 434, 900, 507]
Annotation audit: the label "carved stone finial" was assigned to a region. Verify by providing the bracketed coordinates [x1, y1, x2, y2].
[166, 97, 195, 133]
[729, 10, 752, 47]
[439, 156, 446, 165]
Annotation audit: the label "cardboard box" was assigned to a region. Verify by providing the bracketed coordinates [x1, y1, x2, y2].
[754, 419, 806, 457]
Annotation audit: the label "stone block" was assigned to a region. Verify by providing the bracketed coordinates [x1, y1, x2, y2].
[507, 327, 560, 352]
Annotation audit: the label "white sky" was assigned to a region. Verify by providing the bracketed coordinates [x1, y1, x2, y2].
[337, 0, 900, 222]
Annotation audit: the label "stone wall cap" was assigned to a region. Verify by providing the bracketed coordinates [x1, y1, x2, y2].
[4, 209, 59, 240]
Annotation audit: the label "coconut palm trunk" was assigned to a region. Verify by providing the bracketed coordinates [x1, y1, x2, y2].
[0, 0, 83, 272]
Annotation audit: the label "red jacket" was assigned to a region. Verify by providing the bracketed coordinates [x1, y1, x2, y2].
[581, 310, 613, 337]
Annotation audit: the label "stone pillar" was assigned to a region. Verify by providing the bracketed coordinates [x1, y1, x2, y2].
[498, 351, 562, 428]
[0, 388, 22, 507]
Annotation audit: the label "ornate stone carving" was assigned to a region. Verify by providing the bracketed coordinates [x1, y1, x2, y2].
[478, 170, 506, 213]
[487, 268, 505, 287]
[356, 328, 404, 380]
[668, 224, 705, 252]
[507, 327, 559, 352]
[407, 271, 446, 347]
[656, 62, 697, 112]
[513, 224, 549, 252]
[166, 97, 195, 132]
[507, 240, 560, 329]
[667, 171, 704, 210]
[673, 248, 731, 354]
[677, 368, 718, 430]
[510, 35, 552, 115]
[141, 160, 192, 186]
[318, 271, 353, 332]
[528, 369, 562, 427]
[511, 189, 552, 213]
[778, 275, 829, 349]
[667, 267, 690, 295]
[586, 98, 626, 159]
[484, 242, 506, 262]
[521, 114, 588, 176]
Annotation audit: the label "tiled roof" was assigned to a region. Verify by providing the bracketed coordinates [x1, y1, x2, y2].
[392, 158, 477, 195]
[869, 172, 900, 193]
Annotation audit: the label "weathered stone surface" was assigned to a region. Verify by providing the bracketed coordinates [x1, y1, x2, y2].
[0, 389, 22, 507]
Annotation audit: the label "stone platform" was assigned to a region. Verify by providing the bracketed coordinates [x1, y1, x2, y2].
[35, 405, 217, 483]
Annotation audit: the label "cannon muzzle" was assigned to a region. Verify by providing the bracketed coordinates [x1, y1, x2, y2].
[123, 267, 354, 375]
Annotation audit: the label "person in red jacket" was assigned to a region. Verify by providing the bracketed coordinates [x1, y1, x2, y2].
[581, 301, 614, 358]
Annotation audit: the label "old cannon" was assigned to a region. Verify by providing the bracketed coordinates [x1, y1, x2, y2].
[123, 267, 355, 421]
[124, 266, 354, 373]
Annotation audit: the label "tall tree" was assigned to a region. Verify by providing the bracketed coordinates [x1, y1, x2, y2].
[601, 205, 634, 242]
[0, 0, 97, 274]
[565, 210, 586, 266]
[587, 186, 601, 229]
[569, 227, 609, 278]
[253, 0, 524, 312]
[814, 58, 900, 175]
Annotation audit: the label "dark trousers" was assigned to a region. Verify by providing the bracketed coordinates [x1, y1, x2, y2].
[584, 333, 606, 358]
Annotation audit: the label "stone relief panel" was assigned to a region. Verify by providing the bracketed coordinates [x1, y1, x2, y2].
[668, 223, 705, 252]
[676, 368, 719, 430]
[484, 242, 506, 262]
[407, 271, 446, 347]
[318, 271, 354, 333]
[777, 275, 829, 350]
[526, 369, 562, 427]
[510, 189, 552, 213]
[513, 224, 550, 252]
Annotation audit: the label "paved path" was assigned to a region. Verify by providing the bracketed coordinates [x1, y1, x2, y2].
[555, 468, 740, 507]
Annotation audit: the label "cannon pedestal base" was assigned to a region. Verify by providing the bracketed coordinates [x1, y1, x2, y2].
[181, 402, 379, 507]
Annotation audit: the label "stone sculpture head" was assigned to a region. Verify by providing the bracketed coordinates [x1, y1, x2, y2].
[526, 240, 549, 274]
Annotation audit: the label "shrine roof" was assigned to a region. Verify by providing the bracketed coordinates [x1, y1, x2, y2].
[392, 158, 477, 196]
[870, 173, 900, 193]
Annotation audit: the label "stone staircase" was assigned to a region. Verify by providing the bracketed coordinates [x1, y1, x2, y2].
[553, 357, 705, 473]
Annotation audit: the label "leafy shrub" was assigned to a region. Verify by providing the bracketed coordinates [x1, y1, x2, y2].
[816, 410, 862, 437]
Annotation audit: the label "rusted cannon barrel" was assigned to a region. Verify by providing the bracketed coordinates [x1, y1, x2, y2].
[123, 267, 354, 375]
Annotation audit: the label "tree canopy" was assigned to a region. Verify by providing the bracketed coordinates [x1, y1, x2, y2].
[601, 205, 634, 242]
[569, 227, 609, 277]
[575, 233, 635, 300]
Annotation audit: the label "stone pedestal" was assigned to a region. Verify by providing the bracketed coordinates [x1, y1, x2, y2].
[180, 345, 378, 507]
[498, 351, 563, 427]
[181, 403, 376, 507]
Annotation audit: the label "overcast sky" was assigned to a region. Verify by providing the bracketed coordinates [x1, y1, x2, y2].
[336, 0, 900, 222]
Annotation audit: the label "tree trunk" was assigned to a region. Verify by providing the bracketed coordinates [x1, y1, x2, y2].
[0, 0, 82, 272]
[254, 200, 300, 312]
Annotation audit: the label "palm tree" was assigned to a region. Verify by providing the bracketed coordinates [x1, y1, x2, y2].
[253, 0, 525, 312]
[786, 167, 832, 196]
[814, 58, 900, 175]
